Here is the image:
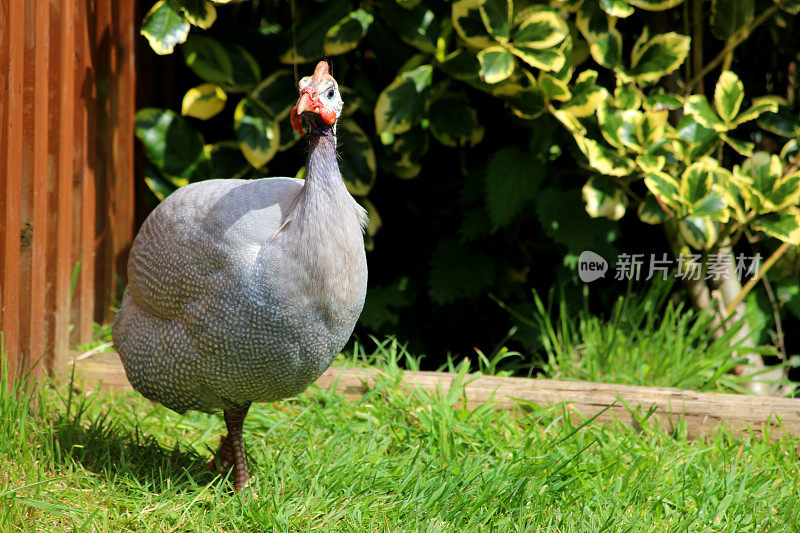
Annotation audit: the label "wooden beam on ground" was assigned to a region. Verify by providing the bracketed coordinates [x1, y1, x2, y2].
[72, 351, 800, 441]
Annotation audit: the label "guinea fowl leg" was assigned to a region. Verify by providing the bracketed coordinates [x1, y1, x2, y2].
[214, 403, 252, 491]
[208, 435, 235, 471]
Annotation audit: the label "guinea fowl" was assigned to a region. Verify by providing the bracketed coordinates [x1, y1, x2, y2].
[112, 61, 367, 492]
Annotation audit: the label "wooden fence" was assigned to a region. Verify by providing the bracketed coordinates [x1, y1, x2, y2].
[0, 0, 136, 383]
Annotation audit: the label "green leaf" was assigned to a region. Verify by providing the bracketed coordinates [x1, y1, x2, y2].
[599, 0, 634, 18]
[754, 101, 798, 136]
[680, 162, 730, 222]
[714, 71, 744, 123]
[679, 162, 711, 203]
[560, 70, 608, 117]
[740, 153, 800, 213]
[596, 103, 625, 148]
[676, 116, 720, 159]
[684, 94, 726, 132]
[616, 109, 668, 153]
[711, 0, 754, 40]
[636, 154, 665, 172]
[280, 1, 351, 63]
[439, 49, 483, 82]
[589, 29, 623, 68]
[644, 92, 683, 111]
[644, 170, 682, 211]
[226, 44, 261, 92]
[374, 65, 433, 135]
[638, 193, 670, 225]
[574, 135, 636, 176]
[251, 70, 298, 119]
[618, 110, 646, 152]
[135, 108, 204, 180]
[582, 175, 628, 220]
[538, 72, 571, 101]
[512, 8, 569, 49]
[614, 83, 641, 110]
[378, 3, 441, 54]
[174, 0, 217, 29]
[552, 108, 586, 133]
[733, 96, 781, 126]
[452, 0, 496, 48]
[195, 141, 250, 180]
[628, 31, 690, 84]
[324, 9, 373, 55]
[338, 119, 377, 196]
[143, 161, 177, 201]
[576, 0, 612, 41]
[752, 210, 800, 244]
[182, 35, 233, 85]
[181, 83, 227, 120]
[480, 0, 512, 42]
[478, 46, 516, 84]
[679, 216, 717, 249]
[769, 171, 800, 211]
[721, 134, 754, 156]
[388, 127, 430, 173]
[738, 152, 778, 212]
[626, 0, 684, 9]
[776, 0, 800, 14]
[141, 0, 190, 55]
[233, 97, 280, 168]
[510, 46, 566, 72]
[429, 93, 484, 147]
[485, 147, 543, 231]
[492, 78, 546, 119]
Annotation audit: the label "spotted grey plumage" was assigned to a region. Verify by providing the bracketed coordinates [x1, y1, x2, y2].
[112, 62, 364, 491]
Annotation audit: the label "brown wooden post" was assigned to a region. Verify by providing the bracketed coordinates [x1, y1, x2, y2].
[1, 0, 25, 381]
[52, 0, 77, 374]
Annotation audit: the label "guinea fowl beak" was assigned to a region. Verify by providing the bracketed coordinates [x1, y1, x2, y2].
[295, 92, 315, 116]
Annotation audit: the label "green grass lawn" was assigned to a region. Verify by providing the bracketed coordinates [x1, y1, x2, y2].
[1, 350, 799, 532]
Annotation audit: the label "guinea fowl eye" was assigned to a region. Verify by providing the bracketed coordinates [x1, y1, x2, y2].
[327, 88, 335, 99]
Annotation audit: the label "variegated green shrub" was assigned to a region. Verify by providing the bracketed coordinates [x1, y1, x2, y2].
[135, 0, 800, 369]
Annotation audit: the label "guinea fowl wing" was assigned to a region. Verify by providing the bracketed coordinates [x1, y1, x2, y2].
[126, 177, 304, 320]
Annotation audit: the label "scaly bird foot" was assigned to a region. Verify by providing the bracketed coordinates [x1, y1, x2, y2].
[207, 435, 235, 472]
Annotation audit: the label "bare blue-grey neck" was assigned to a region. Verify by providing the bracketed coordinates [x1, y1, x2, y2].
[305, 125, 344, 196]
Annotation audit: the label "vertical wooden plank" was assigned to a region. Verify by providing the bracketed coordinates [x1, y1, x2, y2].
[72, 0, 96, 345]
[18, 0, 37, 381]
[27, 0, 51, 378]
[114, 0, 136, 313]
[0, 0, 8, 362]
[0, 0, 25, 379]
[92, 0, 113, 325]
[45, 0, 62, 373]
[53, 0, 75, 372]
[0, 2, 7, 200]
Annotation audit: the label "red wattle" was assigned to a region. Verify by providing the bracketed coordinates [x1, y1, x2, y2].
[289, 105, 303, 135]
[320, 107, 337, 125]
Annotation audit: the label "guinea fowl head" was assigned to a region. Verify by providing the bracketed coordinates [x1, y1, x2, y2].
[290, 61, 343, 136]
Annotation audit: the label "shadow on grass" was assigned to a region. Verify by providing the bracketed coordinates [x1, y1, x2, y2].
[48, 408, 223, 494]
